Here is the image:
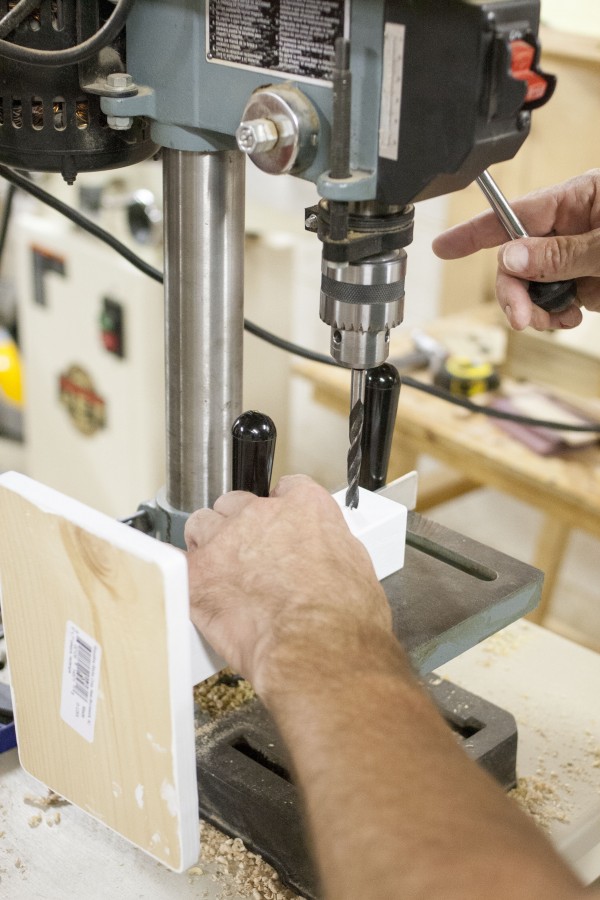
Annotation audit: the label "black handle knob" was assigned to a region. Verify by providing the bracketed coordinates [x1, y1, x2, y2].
[231, 411, 277, 497]
[359, 364, 401, 492]
[528, 278, 578, 314]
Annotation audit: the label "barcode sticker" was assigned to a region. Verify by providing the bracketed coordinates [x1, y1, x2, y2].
[60, 621, 102, 743]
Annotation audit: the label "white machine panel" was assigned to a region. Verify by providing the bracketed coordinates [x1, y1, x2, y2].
[13, 212, 165, 518]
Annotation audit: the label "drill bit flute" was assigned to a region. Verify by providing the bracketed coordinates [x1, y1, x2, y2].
[346, 369, 366, 509]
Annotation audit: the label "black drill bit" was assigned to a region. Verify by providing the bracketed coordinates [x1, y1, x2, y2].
[345, 369, 366, 509]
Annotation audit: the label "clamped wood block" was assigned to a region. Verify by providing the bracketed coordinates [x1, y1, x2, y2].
[332, 485, 407, 580]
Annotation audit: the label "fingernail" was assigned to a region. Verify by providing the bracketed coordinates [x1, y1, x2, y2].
[502, 243, 529, 273]
[504, 304, 513, 326]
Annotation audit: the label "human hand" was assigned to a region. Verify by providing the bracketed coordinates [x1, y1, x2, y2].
[185, 474, 394, 698]
[432, 169, 600, 331]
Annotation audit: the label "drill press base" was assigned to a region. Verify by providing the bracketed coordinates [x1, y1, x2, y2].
[196, 678, 518, 900]
[196, 513, 540, 897]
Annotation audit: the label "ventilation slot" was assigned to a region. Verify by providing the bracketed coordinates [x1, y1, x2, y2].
[51, 0, 64, 31]
[53, 98, 66, 131]
[11, 99, 22, 129]
[75, 99, 89, 130]
[32, 97, 44, 130]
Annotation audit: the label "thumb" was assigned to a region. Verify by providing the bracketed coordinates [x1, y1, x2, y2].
[498, 231, 600, 282]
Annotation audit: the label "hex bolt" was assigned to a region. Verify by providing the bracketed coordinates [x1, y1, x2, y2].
[236, 118, 279, 155]
[106, 72, 135, 91]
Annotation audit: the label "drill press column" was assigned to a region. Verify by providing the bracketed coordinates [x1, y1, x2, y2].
[163, 148, 245, 514]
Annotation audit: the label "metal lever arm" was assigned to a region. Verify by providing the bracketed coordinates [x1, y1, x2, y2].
[477, 170, 577, 314]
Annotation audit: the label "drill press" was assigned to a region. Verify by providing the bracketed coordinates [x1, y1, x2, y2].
[0, 0, 558, 893]
[0, 0, 557, 531]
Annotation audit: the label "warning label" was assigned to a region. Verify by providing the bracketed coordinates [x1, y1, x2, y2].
[207, 0, 348, 82]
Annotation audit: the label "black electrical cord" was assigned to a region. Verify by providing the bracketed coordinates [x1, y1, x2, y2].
[244, 318, 334, 367]
[0, 165, 160, 279]
[0, 182, 16, 268]
[0, 0, 136, 66]
[0, 0, 45, 40]
[2, 163, 599, 435]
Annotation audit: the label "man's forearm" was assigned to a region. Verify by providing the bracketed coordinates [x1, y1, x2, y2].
[264, 630, 587, 900]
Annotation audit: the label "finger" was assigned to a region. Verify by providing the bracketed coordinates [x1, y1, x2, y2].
[496, 271, 539, 331]
[573, 277, 600, 313]
[270, 473, 317, 498]
[432, 188, 560, 260]
[213, 490, 257, 518]
[554, 303, 583, 330]
[432, 210, 511, 259]
[498, 232, 600, 283]
[185, 508, 223, 550]
[496, 271, 584, 332]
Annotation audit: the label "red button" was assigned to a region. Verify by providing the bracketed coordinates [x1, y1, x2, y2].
[510, 40, 548, 103]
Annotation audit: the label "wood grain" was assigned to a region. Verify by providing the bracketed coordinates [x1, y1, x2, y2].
[0, 472, 209, 871]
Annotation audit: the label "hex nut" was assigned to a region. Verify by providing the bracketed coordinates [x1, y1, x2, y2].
[107, 115, 133, 131]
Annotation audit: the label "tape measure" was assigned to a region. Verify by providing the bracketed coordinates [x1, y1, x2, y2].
[433, 355, 500, 398]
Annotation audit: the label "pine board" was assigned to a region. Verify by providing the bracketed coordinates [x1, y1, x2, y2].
[0, 472, 217, 871]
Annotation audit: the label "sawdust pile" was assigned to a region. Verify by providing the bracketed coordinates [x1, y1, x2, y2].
[192, 821, 304, 900]
[194, 669, 256, 719]
[509, 776, 571, 830]
[193, 674, 305, 897]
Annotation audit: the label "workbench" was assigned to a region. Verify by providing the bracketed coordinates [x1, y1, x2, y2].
[295, 307, 600, 632]
[0, 621, 599, 897]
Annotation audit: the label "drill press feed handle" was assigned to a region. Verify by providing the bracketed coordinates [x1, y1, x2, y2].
[231, 411, 277, 498]
[476, 170, 577, 313]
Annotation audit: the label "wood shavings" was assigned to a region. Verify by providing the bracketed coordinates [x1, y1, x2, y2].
[27, 814, 42, 829]
[198, 820, 304, 900]
[194, 669, 256, 719]
[509, 776, 572, 830]
[46, 812, 61, 827]
[481, 627, 529, 661]
[23, 790, 68, 810]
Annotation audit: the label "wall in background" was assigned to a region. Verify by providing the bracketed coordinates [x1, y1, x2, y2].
[542, 0, 600, 37]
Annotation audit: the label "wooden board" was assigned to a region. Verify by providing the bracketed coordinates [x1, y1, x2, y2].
[0, 472, 218, 872]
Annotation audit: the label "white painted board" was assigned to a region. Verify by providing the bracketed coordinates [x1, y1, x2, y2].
[0, 471, 219, 871]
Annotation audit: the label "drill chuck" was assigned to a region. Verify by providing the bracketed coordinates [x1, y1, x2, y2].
[320, 249, 407, 369]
